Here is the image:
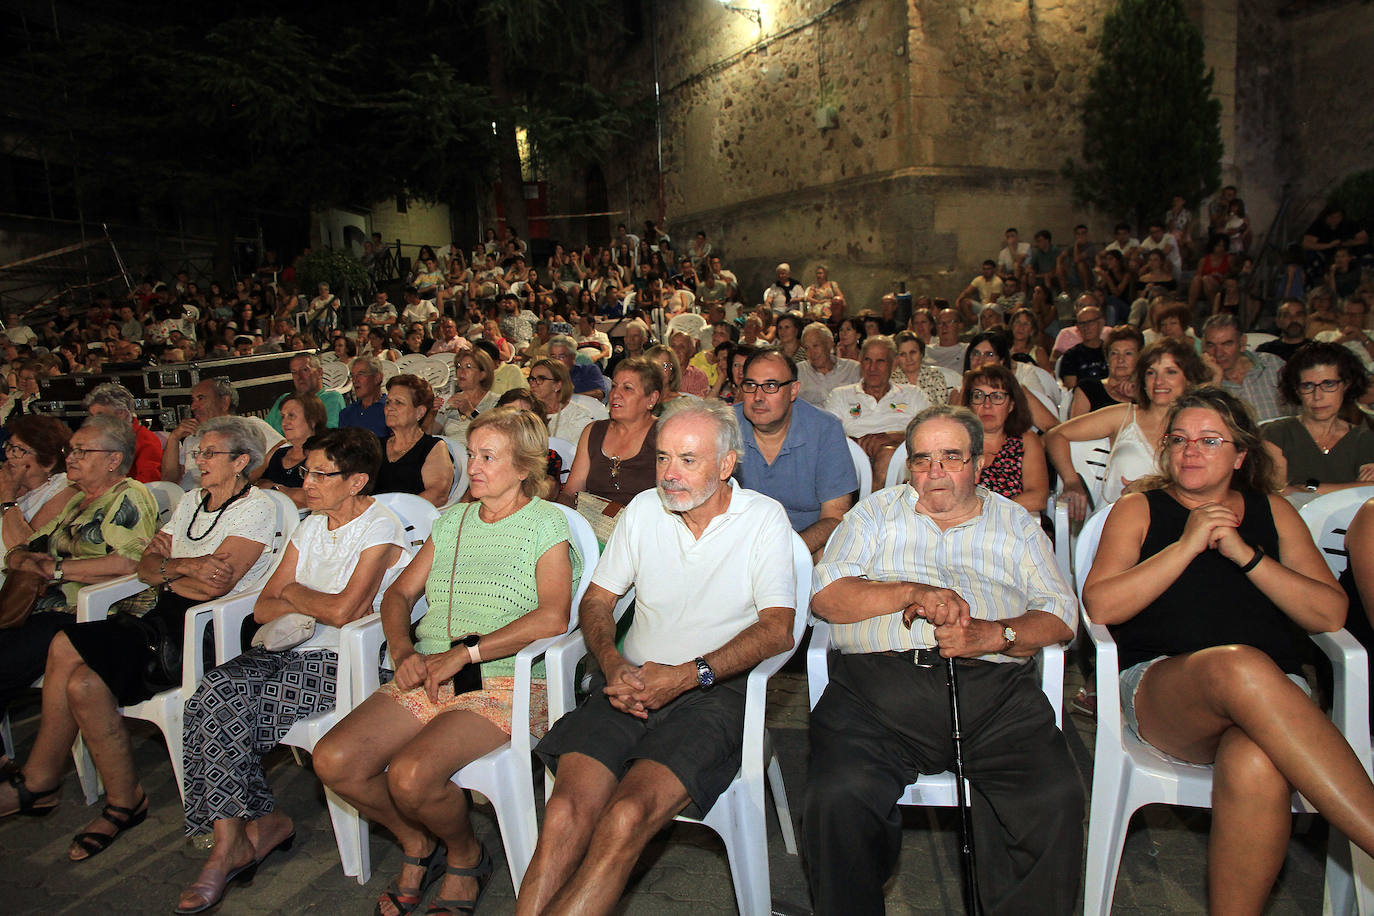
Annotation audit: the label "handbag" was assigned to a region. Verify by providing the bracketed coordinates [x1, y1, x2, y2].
[251, 612, 317, 652]
[113, 610, 182, 695]
[0, 569, 47, 629]
[575, 491, 625, 544]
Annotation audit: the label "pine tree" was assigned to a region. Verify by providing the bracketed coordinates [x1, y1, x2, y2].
[1065, 0, 1223, 226]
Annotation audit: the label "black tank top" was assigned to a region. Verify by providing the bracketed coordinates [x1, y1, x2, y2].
[1111, 488, 1304, 674]
[375, 434, 441, 496]
[262, 445, 303, 488]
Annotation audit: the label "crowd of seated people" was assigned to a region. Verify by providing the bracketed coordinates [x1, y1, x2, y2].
[0, 195, 1372, 915]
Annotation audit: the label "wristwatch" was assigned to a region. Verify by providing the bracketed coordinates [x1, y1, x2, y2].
[694, 656, 716, 690]
[459, 632, 481, 664]
[52, 557, 64, 582]
[1001, 625, 1017, 653]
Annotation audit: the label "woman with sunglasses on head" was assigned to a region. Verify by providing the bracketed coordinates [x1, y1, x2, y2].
[1, 418, 270, 863]
[958, 364, 1049, 512]
[253, 392, 327, 509]
[1083, 386, 1374, 914]
[1262, 341, 1374, 496]
[177, 427, 412, 913]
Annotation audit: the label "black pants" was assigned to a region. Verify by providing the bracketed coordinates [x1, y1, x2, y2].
[0, 611, 71, 716]
[803, 653, 1083, 916]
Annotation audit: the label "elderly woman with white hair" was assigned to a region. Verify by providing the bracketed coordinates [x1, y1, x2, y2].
[0, 417, 277, 863]
[763, 262, 804, 314]
[83, 381, 164, 483]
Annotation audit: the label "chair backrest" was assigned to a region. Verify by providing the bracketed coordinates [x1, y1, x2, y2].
[1300, 486, 1374, 576]
[379, 359, 400, 384]
[548, 436, 576, 485]
[375, 492, 440, 548]
[1067, 436, 1112, 511]
[145, 480, 186, 527]
[441, 436, 469, 503]
[1073, 503, 1116, 603]
[395, 353, 431, 378]
[885, 441, 909, 489]
[552, 504, 600, 631]
[1244, 331, 1277, 352]
[569, 393, 608, 419]
[424, 355, 454, 394]
[666, 312, 707, 342]
[846, 438, 873, 501]
[259, 488, 303, 574]
[933, 365, 963, 393]
[320, 360, 350, 392]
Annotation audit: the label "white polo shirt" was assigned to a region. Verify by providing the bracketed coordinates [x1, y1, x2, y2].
[592, 482, 797, 667]
[825, 382, 931, 439]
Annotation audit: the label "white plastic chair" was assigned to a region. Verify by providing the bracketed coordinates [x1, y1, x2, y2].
[544, 532, 812, 916]
[846, 438, 873, 501]
[885, 441, 909, 489]
[439, 436, 470, 506]
[1049, 436, 1112, 582]
[1245, 331, 1278, 351]
[424, 355, 454, 395]
[320, 360, 351, 393]
[1300, 486, 1374, 577]
[548, 436, 576, 486]
[394, 353, 431, 378]
[337, 504, 599, 888]
[1074, 503, 1373, 916]
[569, 393, 608, 420]
[933, 365, 963, 394]
[71, 489, 299, 805]
[379, 359, 400, 385]
[144, 480, 187, 527]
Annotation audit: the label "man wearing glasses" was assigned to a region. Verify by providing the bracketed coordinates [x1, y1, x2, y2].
[806, 405, 1081, 915]
[338, 357, 389, 438]
[1057, 305, 1109, 390]
[162, 378, 283, 489]
[734, 349, 856, 556]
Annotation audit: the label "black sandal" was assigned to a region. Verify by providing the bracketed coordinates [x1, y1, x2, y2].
[2, 770, 60, 818]
[424, 844, 493, 915]
[68, 794, 148, 861]
[375, 841, 446, 916]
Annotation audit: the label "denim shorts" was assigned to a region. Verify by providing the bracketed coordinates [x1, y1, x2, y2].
[1120, 655, 1312, 753]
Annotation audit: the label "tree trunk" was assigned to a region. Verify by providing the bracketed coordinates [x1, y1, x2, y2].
[486, 19, 528, 236]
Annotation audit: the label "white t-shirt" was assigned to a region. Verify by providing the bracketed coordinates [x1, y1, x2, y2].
[178, 417, 284, 490]
[163, 486, 277, 595]
[593, 483, 797, 667]
[289, 500, 412, 612]
[825, 382, 932, 438]
[996, 243, 1030, 275]
[924, 342, 968, 373]
[402, 301, 440, 326]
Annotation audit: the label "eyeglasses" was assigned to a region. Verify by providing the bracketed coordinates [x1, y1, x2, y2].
[3, 442, 34, 458]
[739, 380, 789, 394]
[1297, 379, 1344, 395]
[968, 390, 1010, 405]
[66, 447, 119, 459]
[301, 468, 346, 481]
[1161, 435, 1234, 452]
[908, 452, 971, 473]
[190, 449, 238, 460]
[528, 374, 556, 384]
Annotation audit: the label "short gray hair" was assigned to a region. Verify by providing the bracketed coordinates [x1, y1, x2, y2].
[905, 405, 983, 463]
[80, 415, 136, 475]
[658, 398, 743, 464]
[802, 322, 834, 347]
[351, 355, 383, 378]
[860, 334, 896, 361]
[1201, 313, 1241, 336]
[198, 416, 266, 475]
[204, 376, 239, 411]
[83, 382, 137, 418]
[548, 334, 578, 354]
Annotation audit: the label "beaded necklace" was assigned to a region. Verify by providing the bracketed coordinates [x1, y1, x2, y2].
[186, 481, 252, 542]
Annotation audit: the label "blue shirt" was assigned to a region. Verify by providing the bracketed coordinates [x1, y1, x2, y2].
[339, 393, 389, 438]
[570, 362, 610, 397]
[734, 398, 858, 532]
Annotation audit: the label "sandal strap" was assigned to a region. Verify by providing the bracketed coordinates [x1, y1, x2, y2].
[100, 795, 147, 829]
[71, 830, 114, 857]
[443, 846, 493, 879]
[6, 771, 58, 812]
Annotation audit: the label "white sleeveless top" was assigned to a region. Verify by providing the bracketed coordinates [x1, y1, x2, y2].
[1102, 405, 1158, 503]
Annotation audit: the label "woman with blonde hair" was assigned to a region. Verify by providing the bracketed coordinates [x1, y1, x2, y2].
[432, 348, 498, 444]
[315, 408, 580, 916]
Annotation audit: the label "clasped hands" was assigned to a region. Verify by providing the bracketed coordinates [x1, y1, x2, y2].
[1180, 501, 1251, 565]
[393, 644, 473, 703]
[602, 658, 692, 719]
[900, 583, 1006, 658]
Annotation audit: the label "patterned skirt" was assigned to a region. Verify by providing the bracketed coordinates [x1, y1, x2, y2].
[378, 676, 548, 738]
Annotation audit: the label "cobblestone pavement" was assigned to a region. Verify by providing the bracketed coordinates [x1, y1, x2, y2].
[0, 655, 1340, 914]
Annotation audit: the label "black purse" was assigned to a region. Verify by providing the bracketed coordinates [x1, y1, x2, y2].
[113, 611, 182, 694]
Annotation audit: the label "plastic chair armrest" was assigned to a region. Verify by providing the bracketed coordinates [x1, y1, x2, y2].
[1309, 628, 1372, 764]
[210, 589, 265, 666]
[180, 601, 220, 695]
[805, 620, 832, 711]
[1084, 616, 1123, 747]
[75, 574, 149, 623]
[544, 629, 589, 726]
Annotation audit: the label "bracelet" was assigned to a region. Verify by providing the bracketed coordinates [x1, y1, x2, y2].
[1238, 544, 1265, 574]
[160, 556, 178, 583]
[467, 640, 482, 664]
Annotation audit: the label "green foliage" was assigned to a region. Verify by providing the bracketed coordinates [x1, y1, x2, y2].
[1327, 170, 1374, 223]
[1064, 0, 1223, 226]
[294, 248, 370, 300]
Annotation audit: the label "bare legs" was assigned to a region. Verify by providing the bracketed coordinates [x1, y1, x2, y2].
[0, 632, 145, 857]
[1134, 645, 1374, 914]
[314, 694, 507, 913]
[516, 754, 690, 916]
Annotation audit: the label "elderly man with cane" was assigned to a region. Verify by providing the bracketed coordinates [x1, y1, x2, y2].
[804, 405, 1081, 916]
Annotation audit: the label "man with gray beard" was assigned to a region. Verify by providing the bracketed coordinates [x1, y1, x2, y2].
[520, 400, 797, 915]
